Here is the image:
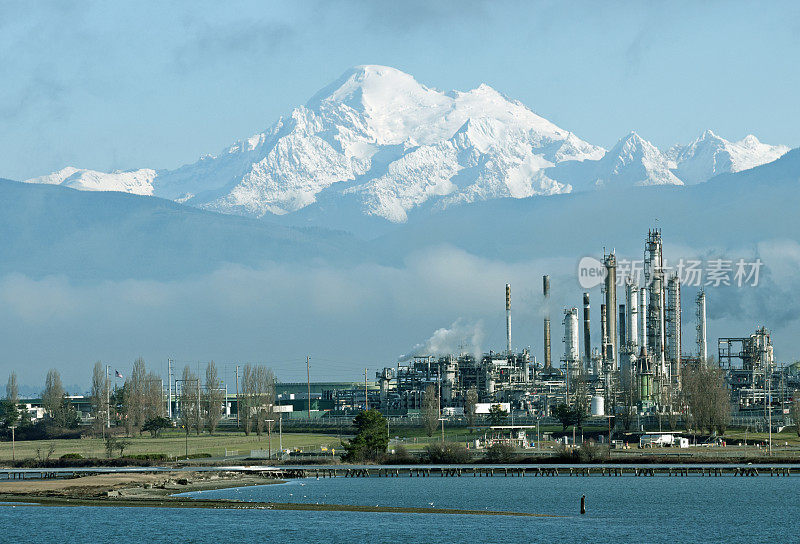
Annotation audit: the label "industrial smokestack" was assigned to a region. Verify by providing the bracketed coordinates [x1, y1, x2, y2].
[506, 283, 512, 356]
[583, 293, 591, 374]
[543, 275, 551, 369]
[600, 303, 607, 363]
[645, 229, 665, 372]
[619, 304, 626, 350]
[563, 307, 579, 395]
[639, 287, 647, 352]
[603, 253, 618, 370]
[626, 281, 639, 352]
[696, 289, 707, 362]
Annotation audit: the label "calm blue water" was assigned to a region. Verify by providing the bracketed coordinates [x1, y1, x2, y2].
[1, 476, 796, 543]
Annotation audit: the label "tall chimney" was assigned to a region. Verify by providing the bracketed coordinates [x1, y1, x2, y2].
[583, 293, 591, 374]
[543, 275, 551, 369]
[603, 252, 618, 370]
[506, 283, 512, 356]
[600, 303, 608, 363]
[696, 289, 707, 363]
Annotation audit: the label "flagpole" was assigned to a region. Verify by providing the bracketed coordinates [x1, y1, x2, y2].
[106, 365, 111, 430]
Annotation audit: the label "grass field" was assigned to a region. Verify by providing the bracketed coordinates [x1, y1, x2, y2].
[0, 429, 345, 461]
[3, 425, 798, 462]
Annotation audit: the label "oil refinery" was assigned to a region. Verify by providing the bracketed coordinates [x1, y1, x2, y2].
[367, 227, 796, 428]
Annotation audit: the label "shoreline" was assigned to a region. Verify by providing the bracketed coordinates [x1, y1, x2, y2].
[0, 494, 556, 517]
[0, 470, 555, 517]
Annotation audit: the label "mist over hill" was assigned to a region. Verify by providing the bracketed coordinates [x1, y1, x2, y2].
[2, 148, 799, 387]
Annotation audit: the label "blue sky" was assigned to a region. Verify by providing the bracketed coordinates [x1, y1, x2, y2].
[1, 0, 798, 181]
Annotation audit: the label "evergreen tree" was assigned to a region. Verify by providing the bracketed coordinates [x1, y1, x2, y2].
[343, 409, 388, 461]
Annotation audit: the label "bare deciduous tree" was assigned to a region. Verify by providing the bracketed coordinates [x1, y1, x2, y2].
[6, 372, 18, 403]
[683, 361, 730, 435]
[254, 366, 276, 437]
[204, 361, 225, 434]
[90, 362, 109, 434]
[143, 371, 164, 420]
[618, 368, 640, 431]
[122, 358, 145, 431]
[42, 369, 65, 419]
[179, 366, 201, 435]
[791, 395, 800, 438]
[421, 384, 439, 437]
[241, 364, 275, 437]
[2, 372, 20, 428]
[121, 359, 164, 433]
[465, 387, 478, 428]
[241, 364, 255, 435]
[42, 369, 76, 428]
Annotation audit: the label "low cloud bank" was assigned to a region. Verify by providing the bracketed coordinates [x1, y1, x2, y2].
[1, 242, 798, 388]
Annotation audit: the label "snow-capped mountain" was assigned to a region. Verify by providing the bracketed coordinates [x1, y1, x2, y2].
[24, 166, 157, 195]
[667, 130, 790, 184]
[21, 66, 790, 226]
[549, 131, 683, 191]
[23, 66, 604, 223]
[592, 132, 683, 188]
[165, 65, 605, 222]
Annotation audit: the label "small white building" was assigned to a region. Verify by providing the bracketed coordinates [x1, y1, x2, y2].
[639, 432, 689, 448]
[474, 402, 510, 414]
[24, 404, 46, 421]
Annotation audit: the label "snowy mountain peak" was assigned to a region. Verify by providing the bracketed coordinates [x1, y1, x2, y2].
[700, 129, 720, 140]
[310, 65, 439, 113]
[671, 130, 789, 184]
[591, 132, 683, 189]
[171, 66, 605, 221]
[19, 67, 791, 229]
[24, 167, 156, 195]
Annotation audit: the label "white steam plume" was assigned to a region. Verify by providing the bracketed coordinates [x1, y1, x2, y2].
[397, 318, 484, 362]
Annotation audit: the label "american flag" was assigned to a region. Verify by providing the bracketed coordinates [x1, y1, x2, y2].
[115, 370, 123, 379]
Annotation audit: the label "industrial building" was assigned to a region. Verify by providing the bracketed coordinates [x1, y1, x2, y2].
[366, 227, 798, 429]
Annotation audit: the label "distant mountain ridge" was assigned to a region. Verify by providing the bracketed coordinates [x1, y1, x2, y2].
[0, 179, 369, 281]
[20, 65, 790, 228]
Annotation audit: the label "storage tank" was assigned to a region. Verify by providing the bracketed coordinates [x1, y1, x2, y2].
[640, 373, 653, 402]
[590, 395, 605, 417]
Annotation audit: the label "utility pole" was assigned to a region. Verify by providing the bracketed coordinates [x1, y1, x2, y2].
[438, 368, 443, 443]
[10, 426, 16, 461]
[768, 365, 773, 456]
[364, 368, 369, 410]
[266, 419, 274, 460]
[235, 365, 240, 429]
[307, 356, 312, 419]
